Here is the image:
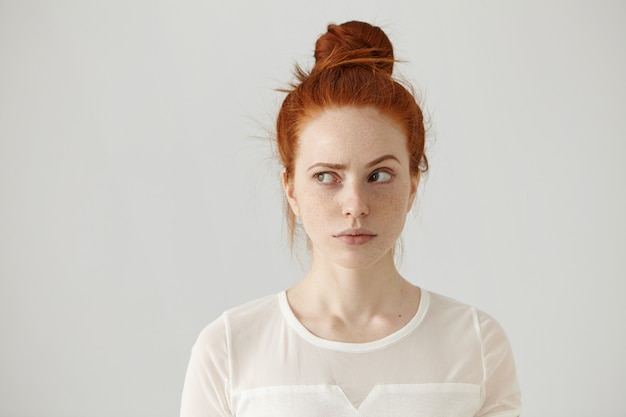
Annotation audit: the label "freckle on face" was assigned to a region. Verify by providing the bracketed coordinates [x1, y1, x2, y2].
[288, 106, 417, 269]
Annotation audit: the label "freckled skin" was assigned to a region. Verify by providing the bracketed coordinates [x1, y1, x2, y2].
[283, 106, 418, 270]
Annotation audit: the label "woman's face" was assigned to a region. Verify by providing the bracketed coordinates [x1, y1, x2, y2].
[283, 106, 419, 269]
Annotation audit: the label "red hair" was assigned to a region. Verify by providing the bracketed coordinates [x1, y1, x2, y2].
[277, 21, 428, 242]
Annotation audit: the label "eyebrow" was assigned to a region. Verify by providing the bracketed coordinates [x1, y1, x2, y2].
[307, 154, 400, 172]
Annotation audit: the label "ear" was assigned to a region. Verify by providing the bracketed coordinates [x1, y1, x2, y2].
[407, 171, 420, 211]
[282, 168, 301, 217]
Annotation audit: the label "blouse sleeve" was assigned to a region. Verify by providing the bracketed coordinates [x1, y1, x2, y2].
[476, 310, 522, 417]
[180, 316, 232, 417]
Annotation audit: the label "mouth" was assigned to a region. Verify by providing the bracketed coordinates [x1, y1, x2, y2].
[333, 228, 377, 245]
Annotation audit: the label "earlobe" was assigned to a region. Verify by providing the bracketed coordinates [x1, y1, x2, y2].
[282, 169, 300, 217]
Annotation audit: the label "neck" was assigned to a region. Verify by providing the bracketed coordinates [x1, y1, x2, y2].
[291, 250, 409, 323]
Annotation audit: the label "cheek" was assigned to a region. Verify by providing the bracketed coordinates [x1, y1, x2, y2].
[372, 183, 412, 212]
[377, 198, 409, 229]
[296, 189, 334, 223]
[298, 202, 332, 242]
[298, 191, 333, 218]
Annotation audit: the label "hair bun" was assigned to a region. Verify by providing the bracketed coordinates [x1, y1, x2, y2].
[313, 21, 394, 75]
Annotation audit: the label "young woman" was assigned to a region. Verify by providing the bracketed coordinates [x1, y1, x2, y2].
[181, 21, 521, 417]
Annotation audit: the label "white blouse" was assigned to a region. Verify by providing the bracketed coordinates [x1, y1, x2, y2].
[180, 289, 521, 417]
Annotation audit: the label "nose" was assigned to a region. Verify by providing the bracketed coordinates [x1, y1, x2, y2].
[341, 182, 369, 218]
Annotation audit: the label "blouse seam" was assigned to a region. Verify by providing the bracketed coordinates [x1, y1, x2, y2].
[223, 312, 235, 416]
[472, 307, 488, 404]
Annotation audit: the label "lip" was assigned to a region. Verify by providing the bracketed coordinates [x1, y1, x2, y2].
[333, 228, 377, 245]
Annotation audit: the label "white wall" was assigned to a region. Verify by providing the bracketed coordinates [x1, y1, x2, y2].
[1, 1, 624, 416]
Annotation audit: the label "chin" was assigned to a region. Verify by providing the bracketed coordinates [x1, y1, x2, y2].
[330, 249, 393, 271]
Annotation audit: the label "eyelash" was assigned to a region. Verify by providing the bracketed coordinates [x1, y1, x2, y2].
[314, 172, 338, 184]
[312, 169, 394, 184]
[368, 170, 394, 183]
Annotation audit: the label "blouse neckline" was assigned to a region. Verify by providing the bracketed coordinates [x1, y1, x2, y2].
[277, 288, 429, 353]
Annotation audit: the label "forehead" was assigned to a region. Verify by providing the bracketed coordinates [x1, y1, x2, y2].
[296, 106, 408, 164]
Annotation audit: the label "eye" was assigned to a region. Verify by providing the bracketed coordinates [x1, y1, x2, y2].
[315, 172, 337, 184]
[369, 170, 393, 183]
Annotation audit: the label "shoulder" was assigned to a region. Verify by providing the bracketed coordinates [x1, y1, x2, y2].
[422, 289, 511, 344]
[424, 289, 499, 319]
[425, 289, 474, 310]
[182, 296, 282, 417]
[222, 292, 281, 324]
[422, 289, 521, 412]
[194, 293, 282, 350]
[422, 289, 479, 324]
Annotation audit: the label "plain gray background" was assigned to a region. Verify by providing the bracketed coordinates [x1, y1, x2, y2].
[1, 1, 625, 416]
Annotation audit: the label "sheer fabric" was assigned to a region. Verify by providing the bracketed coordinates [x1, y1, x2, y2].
[181, 289, 521, 417]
